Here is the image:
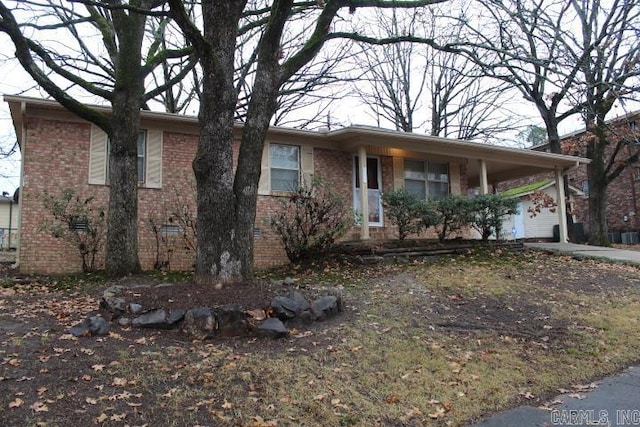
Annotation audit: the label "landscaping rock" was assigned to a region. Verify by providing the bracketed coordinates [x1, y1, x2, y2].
[128, 303, 143, 314]
[182, 308, 217, 340]
[70, 316, 110, 337]
[311, 295, 341, 321]
[215, 304, 250, 337]
[285, 290, 311, 312]
[355, 255, 384, 265]
[270, 295, 301, 320]
[100, 296, 127, 314]
[103, 285, 124, 298]
[256, 318, 288, 338]
[132, 308, 185, 329]
[283, 277, 296, 286]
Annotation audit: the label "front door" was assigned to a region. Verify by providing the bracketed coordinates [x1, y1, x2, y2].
[353, 156, 382, 226]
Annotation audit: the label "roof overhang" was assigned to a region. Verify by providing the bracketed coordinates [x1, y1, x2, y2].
[4, 95, 590, 187]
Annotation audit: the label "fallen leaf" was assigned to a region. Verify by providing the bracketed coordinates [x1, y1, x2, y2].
[9, 398, 24, 408]
[36, 387, 48, 395]
[85, 397, 98, 405]
[30, 401, 49, 412]
[222, 399, 233, 409]
[92, 364, 105, 372]
[95, 413, 108, 423]
[385, 395, 400, 404]
[110, 413, 126, 421]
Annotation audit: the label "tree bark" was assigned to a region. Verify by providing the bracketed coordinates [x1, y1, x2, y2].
[192, 1, 246, 285]
[587, 138, 609, 246]
[104, 7, 148, 275]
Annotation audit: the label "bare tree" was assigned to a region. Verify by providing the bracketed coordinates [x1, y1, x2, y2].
[0, 0, 195, 275]
[352, 6, 520, 141]
[567, 0, 640, 245]
[167, 0, 447, 285]
[454, 0, 639, 244]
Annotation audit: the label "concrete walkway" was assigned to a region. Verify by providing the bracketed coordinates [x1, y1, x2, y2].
[469, 242, 640, 426]
[525, 242, 640, 265]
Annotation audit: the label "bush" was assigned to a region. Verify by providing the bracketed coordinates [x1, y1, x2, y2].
[431, 194, 472, 243]
[270, 177, 351, 263]
[469, 194, 519, 241]
[381, 189, 425, 240]
[39, 188, 106, 272]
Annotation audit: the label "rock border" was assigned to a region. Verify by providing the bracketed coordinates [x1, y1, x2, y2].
[70, 279, 342, 340]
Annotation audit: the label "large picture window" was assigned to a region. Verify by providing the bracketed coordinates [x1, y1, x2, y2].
[270, 144, 300, 191]
[404, 160, 449, 199]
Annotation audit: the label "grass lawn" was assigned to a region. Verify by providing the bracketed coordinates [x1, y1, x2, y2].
[1, 249, 640, 426]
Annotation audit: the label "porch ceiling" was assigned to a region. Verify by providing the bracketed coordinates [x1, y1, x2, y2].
[323, 126, 590, 187]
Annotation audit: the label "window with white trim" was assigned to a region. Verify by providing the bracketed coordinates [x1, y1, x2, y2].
[270, 144, 300, 191]
[404, 160, 449, 199]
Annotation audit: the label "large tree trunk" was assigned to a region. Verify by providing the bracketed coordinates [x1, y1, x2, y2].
[193, 1, 246, 286]
[104, 8, 147, 276]
[587, 140, 609, 246]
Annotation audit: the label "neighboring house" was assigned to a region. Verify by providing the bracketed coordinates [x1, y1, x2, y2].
[501, 179, 584, 240]
[0, 192, 18, 250]
[501, 110, 640, 241]
[5, 95, 589, 274]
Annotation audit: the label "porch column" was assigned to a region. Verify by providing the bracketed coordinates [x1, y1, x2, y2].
[358, 146, 370, 239]
[478, 159, 489, 195]
[555, 168, 568, 243]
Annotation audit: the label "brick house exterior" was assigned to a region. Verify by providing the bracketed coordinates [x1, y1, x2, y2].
[6, 96, 589, 274]
[499, 110, 640, 240]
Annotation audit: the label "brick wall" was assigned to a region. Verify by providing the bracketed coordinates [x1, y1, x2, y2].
[19, 116, 473, 274]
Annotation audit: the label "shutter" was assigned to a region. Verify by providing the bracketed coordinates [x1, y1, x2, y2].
[88, 125, 107, 185]
[301, 145, 313, 186]
[393, 157, 404, 190]
[145, 129, 162, 189]
[449, 162, 461, 195]
[258, 144, 270, 195]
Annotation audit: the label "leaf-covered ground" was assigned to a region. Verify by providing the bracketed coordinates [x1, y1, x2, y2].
[1, 249, 640, 426]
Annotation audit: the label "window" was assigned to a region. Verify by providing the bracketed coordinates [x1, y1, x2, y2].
[89, 126, 161, 188]
[582, 180, 590, 196]
[159, 224, 181, 235]
[404, 160, 449, 199]
[270, 144, 300, 191]
[107, 130, 147, 183]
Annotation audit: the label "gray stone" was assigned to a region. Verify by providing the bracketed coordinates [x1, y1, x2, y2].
[89, 316, 110, 335]
[117, 317, 131, 327]
[215, 304, 250, 337]
[355, 255, 384, 265]
[256, 318, 288, 338]
[270, 296, 300, 320]
[131, 308, 184, 329]
[69, 316, 110, 337]
[100, 296, 127, 314]
[285, 290, 311, 312]
[311, 295, 342, 321]
[103, 285, 124, 298]
[128, 303, 143, 314]
[182, 308, 217, 340]
[283, 277, 296, 286]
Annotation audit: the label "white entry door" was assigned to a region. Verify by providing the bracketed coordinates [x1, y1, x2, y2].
[353, 156, 383, 226]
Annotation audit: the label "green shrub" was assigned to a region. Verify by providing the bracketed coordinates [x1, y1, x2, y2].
[381, 189, 425, 240]
[431, 194, 472, 243]
[270, 177, 351, 263]
[469, 194, 519, 241]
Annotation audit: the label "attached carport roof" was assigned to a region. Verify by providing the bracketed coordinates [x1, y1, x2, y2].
[315, 125, 590, 187]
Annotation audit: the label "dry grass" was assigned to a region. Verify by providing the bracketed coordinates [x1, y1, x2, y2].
[2, 249, 640, 426]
